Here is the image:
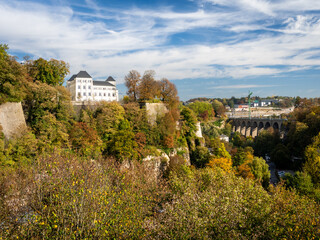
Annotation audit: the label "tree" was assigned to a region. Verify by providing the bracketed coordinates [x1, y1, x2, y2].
[107, 119, 138, 161]
[0, 44, 29, 104]
[180, 107, 198, 138]
[191, 146, 210, 168]
[188, 101, 214, 121]
[209, 137, 231, 159]
[27, 58, 69, 86]
[248, 157, 270, 189]
[158, 78, 179, 108]
[304, 132, 320, 184]
[125, 70, 141, 102]
[138, 70, 158, 101]
[207, 157, 232, 172]
[94, 102, 125, 143]
[284, 171, 315, 196]
[232, 146, 254, 167]
[69, 122, 102, 158]
[212, 100, 225, 116]
[270, 144, 291, 169]
[254, 129, 280, 157]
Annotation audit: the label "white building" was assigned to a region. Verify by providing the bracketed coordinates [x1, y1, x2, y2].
[66, 71, 118, 102]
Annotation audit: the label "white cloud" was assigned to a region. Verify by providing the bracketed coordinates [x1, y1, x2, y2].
[211, 84, 279, 89]
[0, 0, 320, 84]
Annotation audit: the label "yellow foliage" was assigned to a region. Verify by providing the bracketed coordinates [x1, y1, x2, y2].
[236, 162, 255, 179]
[207, 157, 232, 172]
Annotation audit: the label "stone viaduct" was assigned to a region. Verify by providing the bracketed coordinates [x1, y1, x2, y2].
[229, 117, 287, 138]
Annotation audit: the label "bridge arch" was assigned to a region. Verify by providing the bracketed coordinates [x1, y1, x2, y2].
[229, 117, 287, 138]
[241, 121, 246, 135]
[265, 122, 271, 130]
[246, 121, 251, 137]
[252, 121, 258, 138]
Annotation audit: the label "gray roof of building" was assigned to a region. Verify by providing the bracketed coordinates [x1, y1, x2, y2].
[93, 81, 115, 87]
[68, 74, 76, 81]
[68, 71, 92, 81]
[106, 76, 115, 81]
[77, 71, 92, 78]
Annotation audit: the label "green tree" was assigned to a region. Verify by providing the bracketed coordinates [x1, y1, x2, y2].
[27, 58, 69, 86]
[94, 101, 125, 143]
[270, 143, 291, 169]
[191, 146, 210, 168]
[248, 157, 270, 189]
[254, 129, 280, 157]
[212, 99, 225, 116]
[188, 101, 214, 121]
[284, 171, 315, 196]
[107, 119, 138, 161]
[0, 44, 29, 104]
[304, 132, 320, 184]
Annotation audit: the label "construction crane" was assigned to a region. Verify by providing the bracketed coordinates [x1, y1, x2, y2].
[248, 91, 253, 119]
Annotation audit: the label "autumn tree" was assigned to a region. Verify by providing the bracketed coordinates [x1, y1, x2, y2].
[124, 70, 141, 102]
[27, 57, 69, 86]
[158, 78, 179, 108]
[138, 70, 158, 101]
[207, 157, 232, 172]
[69, 122, 102, 158]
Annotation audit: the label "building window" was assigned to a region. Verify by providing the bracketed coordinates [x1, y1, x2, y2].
[88, 93, 91, 96]
[104, 93, 106, 96]
[78, 86, 80, 89]
[88, 86, 91, 89]
[83, 92, 86, 96]
[94, 93, 97, 96]
[99, 93, 102, 96]
[113, 93, 115, 97]
[83, 86, 86, 89]
[108, 93, 110, 97]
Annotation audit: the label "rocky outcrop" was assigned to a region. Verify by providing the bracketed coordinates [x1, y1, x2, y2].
[169, 147, 190, 165]
[145, 103, 168, 125]
[0, 102, 27, 139]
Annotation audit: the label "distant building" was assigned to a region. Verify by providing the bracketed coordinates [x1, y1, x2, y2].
[66, 71, 118, 102]
[260, 99, 278, 107]
[219, 134, 229, 142]
[251, 100, 260, 107]
[234, 104, 249, 111]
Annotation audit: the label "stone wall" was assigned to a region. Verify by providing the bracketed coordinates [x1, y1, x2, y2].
[0, 102, 27, 139]
[145, 103, 169, 125]
[195, 122, 203, 138]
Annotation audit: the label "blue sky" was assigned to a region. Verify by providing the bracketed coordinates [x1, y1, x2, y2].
[1, 0, 320, 101]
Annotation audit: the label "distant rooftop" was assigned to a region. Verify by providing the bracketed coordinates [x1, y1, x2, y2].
[93, 81, 115, 87]
[68, 70, 92, 81]
[106, 76, 115, 82]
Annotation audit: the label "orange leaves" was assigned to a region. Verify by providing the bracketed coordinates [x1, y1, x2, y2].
[207, 157, 232, 173]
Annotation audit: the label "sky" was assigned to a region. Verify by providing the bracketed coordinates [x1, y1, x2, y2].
[1, 0, 320, 101]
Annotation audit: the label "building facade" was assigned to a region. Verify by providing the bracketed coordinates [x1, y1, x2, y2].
[66, 71, 118, 102]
